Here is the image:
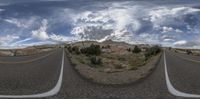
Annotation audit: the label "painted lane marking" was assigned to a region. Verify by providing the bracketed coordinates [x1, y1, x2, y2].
[0, 49, 64, 98]
[164, 51, 200, 98]
[0, 50, 56, 64]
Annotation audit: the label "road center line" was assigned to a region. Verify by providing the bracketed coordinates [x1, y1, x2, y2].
[0, 49, 64, 98]
[164, 51, 200, 98]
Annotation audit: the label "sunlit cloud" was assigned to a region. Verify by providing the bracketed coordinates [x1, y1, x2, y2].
[31, 19, 49, 40]
[0, 35, 20, 46]
[0, 0, 200, 48]
[4, 17, 37, 28]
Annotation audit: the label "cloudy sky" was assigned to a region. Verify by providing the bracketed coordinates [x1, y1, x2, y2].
[0, 0, 200, 49]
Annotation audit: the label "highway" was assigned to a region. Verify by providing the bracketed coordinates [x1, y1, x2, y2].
[0, 48, 200, 99]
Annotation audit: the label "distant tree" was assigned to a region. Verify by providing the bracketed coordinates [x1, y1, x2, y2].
[127, 48, 131, 52]
[132, 46, 141, 53]
[106, 45, 111, 49]
[144, 45, 161, 60]
[80, 44, 101, 56]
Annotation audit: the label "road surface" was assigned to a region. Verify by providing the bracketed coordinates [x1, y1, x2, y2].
[0, 48, 200, 99]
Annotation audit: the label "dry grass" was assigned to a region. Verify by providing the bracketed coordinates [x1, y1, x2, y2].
[69, 40, 152, 72]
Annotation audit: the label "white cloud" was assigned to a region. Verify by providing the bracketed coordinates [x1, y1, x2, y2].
[11, 38, 33, 46]
[5, 17, 37, 28]
[162, 26, 174, 33]
[148, 7, 200, 23]
[32, 19, 49, 40]
[31, 18, 77, 42]
[0, 35, 20, 46]
[70, 4, 142, 42]
[163, 39, 174, 42]
[49, 34, 77, 42]
[161, 26, 183, 33]
[0, 9, 5, 12]
[1, 1, 200, 48]
[173, 40, 187, 46]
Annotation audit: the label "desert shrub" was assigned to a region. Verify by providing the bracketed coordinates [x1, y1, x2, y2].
[72, 46, 80, 54]
[67, 46, 73, 53]
[186, 50, 192, 55]
[80, 48, 87, 54]
[80, 44, 101, 56]
[114, 64, 123, 69]
[118, 57, 126, 61]
[90, 56, 102, 65]
[145, 45, 161, 59]
[106, 45, 111, 49]
[132, 46, 141, 53]
[127, 48, 131, 52]
[127, 66, 138, 70]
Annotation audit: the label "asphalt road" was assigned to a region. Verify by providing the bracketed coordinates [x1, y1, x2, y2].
[0, 49, 62, 95]
[0, 48, 200, 99]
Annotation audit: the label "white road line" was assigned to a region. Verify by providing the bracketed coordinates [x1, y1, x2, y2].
[0, 49, 64, 98]
[164, 51, 200, 98]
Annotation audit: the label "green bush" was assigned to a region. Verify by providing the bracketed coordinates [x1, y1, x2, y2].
[145, 45, 161, 60]
[80, 44, 101, 56]
[118, 57, 126, 61]
[72, 46, 80, 54]
[114, 64, 123, 69]
[132, 46, 141, 53]
[186, 50, 192, 55]
[67, 46, 73, 53]
[90, 56, 102, 65]
[127, 48, 131, 52]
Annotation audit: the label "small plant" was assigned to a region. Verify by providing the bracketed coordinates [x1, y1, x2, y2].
[80, 44, 101, 56]
[127, 48, 131, 52]
[66, 46, 73, 53]
[90, 56, 102, 65]
[186, 50, 192, 55]
[118, 57, 126, 61]
[72, 46, 80, 54]
[114, 64, 123, 69]
[144, 45, 161, 60]
[106, 45, 111, 49]
[132, 46, 141, 53]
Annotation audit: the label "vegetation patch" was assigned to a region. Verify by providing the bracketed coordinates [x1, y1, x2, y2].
[66, 41, 161, 73]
